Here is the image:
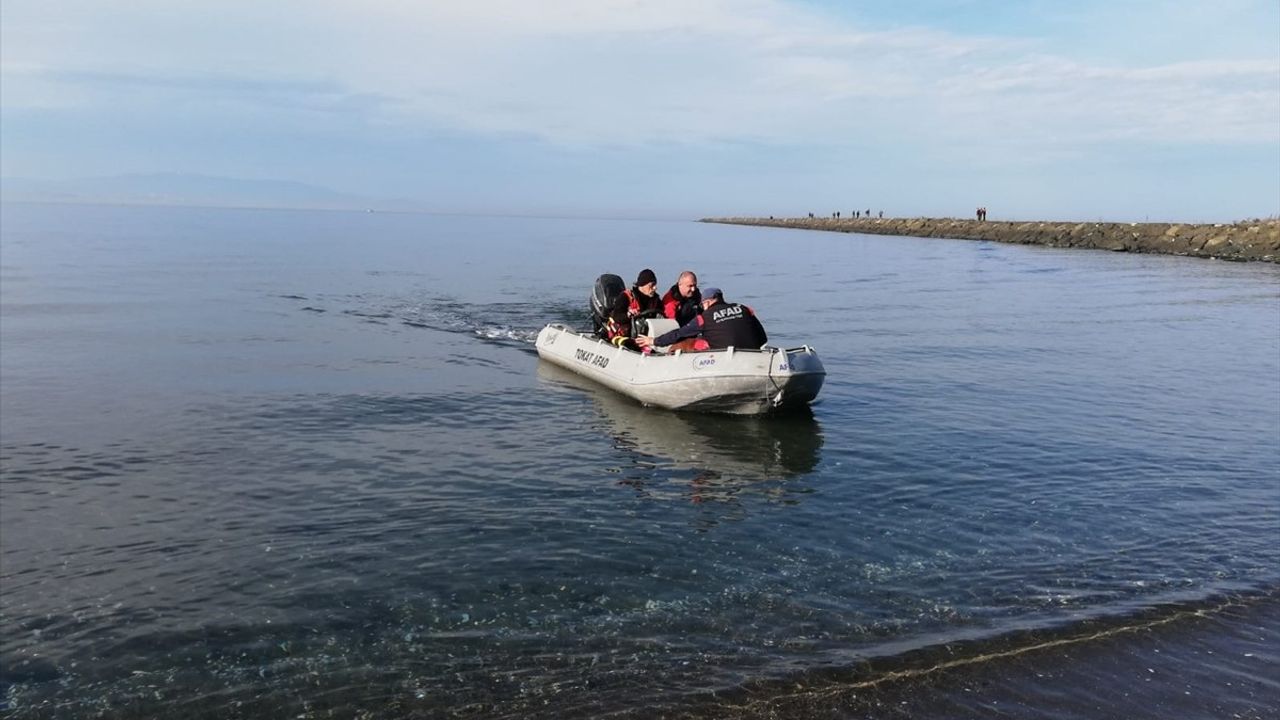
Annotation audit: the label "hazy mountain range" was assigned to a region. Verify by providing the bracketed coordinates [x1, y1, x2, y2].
[0, 173, 414, 211]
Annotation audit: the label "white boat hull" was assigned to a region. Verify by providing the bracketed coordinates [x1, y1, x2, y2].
[535, 323, 825, 414]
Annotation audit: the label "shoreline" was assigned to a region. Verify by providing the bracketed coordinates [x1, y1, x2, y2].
[686, 588, 1280, 719]
[701, 216, 1280, 263]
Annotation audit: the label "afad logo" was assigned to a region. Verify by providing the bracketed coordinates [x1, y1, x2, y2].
[691, 355, 717, 371]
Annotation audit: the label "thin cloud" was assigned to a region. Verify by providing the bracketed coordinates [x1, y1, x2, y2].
[4, 0, 1276, 149]
[2, 0, 1276, 216]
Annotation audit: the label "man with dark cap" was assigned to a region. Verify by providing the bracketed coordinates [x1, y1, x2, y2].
[635, 286, 767, 353]
[605, 268, 663, 349]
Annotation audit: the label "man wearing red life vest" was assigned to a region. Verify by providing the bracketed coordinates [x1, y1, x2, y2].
[605, 268, 663, 349]
[635, 286, 767, 353]
[661, 270, 702, 326]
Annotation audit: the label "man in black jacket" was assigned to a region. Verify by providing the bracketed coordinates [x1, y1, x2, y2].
[635, 287, 767, 352]
[606, 268, 663, 349]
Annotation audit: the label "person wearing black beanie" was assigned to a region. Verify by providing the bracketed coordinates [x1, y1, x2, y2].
[605, 268, 663, 349]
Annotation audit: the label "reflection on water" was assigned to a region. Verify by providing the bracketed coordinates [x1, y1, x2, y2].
[537, 361, 824, 487]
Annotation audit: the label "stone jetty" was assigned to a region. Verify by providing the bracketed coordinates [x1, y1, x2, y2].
[700, 217, 1280, 263]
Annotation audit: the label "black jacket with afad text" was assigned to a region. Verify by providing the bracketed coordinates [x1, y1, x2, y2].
[653, 299, 767, 350]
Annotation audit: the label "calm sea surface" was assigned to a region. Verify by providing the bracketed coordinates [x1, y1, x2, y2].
[2, 203, 1278, 718]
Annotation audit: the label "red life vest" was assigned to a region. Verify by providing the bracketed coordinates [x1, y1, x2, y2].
[624, 288, 644, 316]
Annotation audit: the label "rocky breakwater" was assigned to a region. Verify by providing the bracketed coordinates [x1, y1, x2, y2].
[700, 217, 1280, 263]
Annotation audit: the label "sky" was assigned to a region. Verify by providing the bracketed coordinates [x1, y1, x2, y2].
[2, 0, 1278, 221]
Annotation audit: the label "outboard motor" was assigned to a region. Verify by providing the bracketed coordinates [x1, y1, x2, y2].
[590, 273, 626, 338]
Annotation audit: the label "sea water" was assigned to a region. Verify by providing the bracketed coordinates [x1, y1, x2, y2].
[2, 203, 1277, 718]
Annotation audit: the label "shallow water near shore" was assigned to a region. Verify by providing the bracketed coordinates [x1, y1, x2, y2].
[2, 203, 1278, 718]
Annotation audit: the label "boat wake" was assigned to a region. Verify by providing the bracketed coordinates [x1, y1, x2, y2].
[279, 292, 585, 347]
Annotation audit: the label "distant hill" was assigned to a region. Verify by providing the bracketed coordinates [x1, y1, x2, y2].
[0, 173, 409, 211]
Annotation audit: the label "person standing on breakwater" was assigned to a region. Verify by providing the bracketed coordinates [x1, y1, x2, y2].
[636, 287, 767, 353]
[606, 268, 662, 349]
[661, 270, 702, 326]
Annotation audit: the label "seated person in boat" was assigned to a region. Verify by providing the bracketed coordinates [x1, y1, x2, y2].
[635, 287, 767, 353]
[661, 270, 702, 325]
[606, 268, 663, 349]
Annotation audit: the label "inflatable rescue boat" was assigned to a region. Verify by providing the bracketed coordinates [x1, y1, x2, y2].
[535, 275, 825, 415]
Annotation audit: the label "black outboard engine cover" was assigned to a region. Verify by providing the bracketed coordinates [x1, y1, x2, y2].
[590, 273, 626, 337]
